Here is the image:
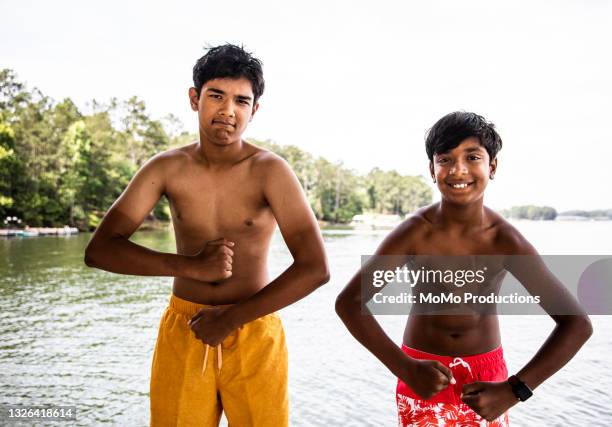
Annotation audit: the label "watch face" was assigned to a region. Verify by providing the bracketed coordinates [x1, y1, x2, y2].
[509, 376, 533, 401]
[516, 385, 533, 401]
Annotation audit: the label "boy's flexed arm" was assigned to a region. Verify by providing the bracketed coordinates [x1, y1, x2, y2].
[189, 154, 330, 345]
[84, 153, 232, 282]
[461, 229, 593, 421]
[335, 219, 455, 400]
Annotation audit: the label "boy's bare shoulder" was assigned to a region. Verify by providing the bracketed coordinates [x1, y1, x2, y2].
[247, 143, 287, 166]
[144, 142, 199, 173]
[245, 142, 293, 178]
[379, 205, 435, 254]
[486, 208, 538, 255]
[402, 205, 436, 233]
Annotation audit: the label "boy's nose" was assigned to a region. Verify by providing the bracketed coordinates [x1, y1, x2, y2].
[218, 102, 235, 117]
[449, 163, 468, 175]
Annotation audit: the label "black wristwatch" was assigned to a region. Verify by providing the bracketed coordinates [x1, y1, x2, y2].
[507, 375, 533, 402]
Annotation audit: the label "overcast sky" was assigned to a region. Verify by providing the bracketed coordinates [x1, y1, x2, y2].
[2, 0, 611, 211]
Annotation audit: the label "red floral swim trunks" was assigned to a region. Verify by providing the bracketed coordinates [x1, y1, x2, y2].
[396, 345, 510, 427]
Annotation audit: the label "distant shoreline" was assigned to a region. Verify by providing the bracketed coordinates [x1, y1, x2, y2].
[3, 217, 611, 238]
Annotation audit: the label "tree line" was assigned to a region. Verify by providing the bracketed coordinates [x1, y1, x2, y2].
[253, 140, 432, 223]
[559, 209, 612, 220]
[500, 205, 557, 220]
[0, 69, 432, 230]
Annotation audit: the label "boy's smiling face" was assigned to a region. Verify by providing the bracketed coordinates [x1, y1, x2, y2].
[430, 137, 498, 205]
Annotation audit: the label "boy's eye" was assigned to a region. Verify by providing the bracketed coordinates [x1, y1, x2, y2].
[437, 158, 449, 164]
[209, 94, 222, 99]
[468, 155, 481, 161]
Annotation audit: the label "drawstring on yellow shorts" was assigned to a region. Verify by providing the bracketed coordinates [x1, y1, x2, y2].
[201, 344, 222, 375]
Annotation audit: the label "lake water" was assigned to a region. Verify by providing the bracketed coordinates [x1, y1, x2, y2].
[1, 220, 611, 426]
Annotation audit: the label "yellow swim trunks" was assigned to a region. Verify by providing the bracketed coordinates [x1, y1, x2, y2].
[150, 294, 288, 427]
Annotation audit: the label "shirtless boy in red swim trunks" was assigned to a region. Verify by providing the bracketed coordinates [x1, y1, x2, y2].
[336, 111, 592, 426]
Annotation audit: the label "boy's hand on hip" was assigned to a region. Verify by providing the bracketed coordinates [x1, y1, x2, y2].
[401, 358, 455, 400]
[187, 238, 234, 282]
[188, 306, 238, 346]
[461, 381, 518, 421]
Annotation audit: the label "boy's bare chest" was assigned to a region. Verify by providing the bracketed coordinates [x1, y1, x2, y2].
[164, 171, 275, 241]
[419, 230, 499, 255]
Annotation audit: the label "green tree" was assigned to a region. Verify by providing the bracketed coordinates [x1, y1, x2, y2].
[365, 168, 431, 216]
[120, 96, 170, 168]
[0, 122, 17, 219]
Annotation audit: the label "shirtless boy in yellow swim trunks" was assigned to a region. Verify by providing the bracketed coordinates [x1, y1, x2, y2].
[85, 44, 330, 426]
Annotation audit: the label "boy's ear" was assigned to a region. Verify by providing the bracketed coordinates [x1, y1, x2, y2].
[249, 102, 260, 121]
[429, 161, 436, 183]
[188, 87, 199, 112]
[489, 157, 498, 179]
